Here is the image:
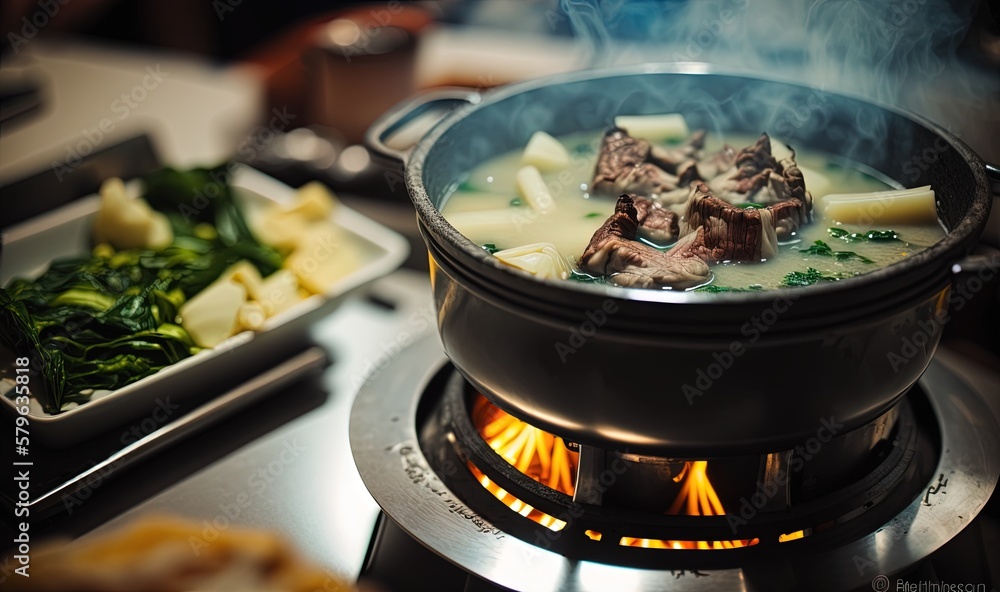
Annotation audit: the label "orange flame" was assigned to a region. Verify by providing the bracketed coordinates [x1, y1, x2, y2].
[471, 396, 757, 550]
[472, 395, 577, 495]
[620, 461, 758, 549]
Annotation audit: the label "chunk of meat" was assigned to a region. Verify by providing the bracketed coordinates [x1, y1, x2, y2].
[580, 195, 710, 289]
[768, 198, 810, 239]
[633, 195, 679, 244]
[592, 128, 680, 196]
[679, 183, 779, 262]
[705, 133, 813, 213]
[648, 129, 706, 171]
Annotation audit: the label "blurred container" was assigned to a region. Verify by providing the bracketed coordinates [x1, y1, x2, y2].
[305, 6, 431, 144]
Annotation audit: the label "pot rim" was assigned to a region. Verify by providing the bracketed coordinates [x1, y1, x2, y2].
[405, 63, 992, 305]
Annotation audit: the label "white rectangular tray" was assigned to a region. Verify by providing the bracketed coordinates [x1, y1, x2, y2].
[0, 166, 409, 447]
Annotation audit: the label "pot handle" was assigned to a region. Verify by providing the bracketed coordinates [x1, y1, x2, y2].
[364, 87, 481, 165]
[986, 162, 1000, 195]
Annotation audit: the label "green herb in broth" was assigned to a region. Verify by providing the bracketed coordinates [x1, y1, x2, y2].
[569, 270, 605, 283]
[827, 228, 899, 242]
[865, 230, 899, 241]
[694, 284, 764, 293]
[509, 198, 523, 207]
[781, 267, 859, 287]
[585, 212, 602, 218]
[798, 240, 874, 264]
[482, 243, 500, 255]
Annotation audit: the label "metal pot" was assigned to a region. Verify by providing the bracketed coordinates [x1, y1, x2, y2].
[366, 65, 996, 456]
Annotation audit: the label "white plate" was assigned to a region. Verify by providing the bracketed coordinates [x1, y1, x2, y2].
[0, 165, 409, 447]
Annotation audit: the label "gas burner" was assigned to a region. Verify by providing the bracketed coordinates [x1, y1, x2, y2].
[349, 333, 1000, 591]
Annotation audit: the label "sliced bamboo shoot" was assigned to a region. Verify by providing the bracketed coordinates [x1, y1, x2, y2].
[92, 178, 173, 249]
[516, 166, 556, 213]
[237, 302, 267, 331]
[614, 114, 689, 142]
[220, 261, 264, 300]
[286, 222, 364, 294]
[256, 270, 301, 317]
[521, 131, 571, 172]
[179, 279, 246, 348]
[824, 185, 936, 225]
[494, 242, 572, 280]
[287, 181, 337, 221]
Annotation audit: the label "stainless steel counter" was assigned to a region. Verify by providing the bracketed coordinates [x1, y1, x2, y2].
[9, 268, 998, 588]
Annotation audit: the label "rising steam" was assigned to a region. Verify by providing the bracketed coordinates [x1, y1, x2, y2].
[559, 0, 998, 160]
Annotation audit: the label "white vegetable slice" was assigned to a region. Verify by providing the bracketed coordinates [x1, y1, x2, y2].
[521, 131, 571, 172]
[256, 270, 301, 317]
[516, 166, 556, 213]
[614, 114, 689, 142]
[493, 242, 572, 280]
[237, 302, 267, 331]
[287, 181, 337, 221]
[220, 261, 264, 300]
[179, 279, 247, 348]
[286, 221, 364, 294]
[824, 185, 936, 225]
[92, 178, 173, 249]
[251, 210, 311, 252]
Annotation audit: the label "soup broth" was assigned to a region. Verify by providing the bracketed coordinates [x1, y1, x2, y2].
[441, 131, 946, 290]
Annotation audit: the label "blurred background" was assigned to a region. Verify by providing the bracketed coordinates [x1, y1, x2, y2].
[1, 0, 998, 257]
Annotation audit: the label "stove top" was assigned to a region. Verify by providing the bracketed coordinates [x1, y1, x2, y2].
[56, 271, 997, 592]
[351, 329, 1000, 591]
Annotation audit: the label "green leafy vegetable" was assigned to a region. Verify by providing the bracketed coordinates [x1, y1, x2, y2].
[569, 270, 602, 283]
[827, 227, 899, 242]
[482, 243, 500, 255]
[865, 230, 899, 241]
[0, 163, 282, 414]
[780, 267, 859, 287]
[509, 198, 523, 207]
[798, 240, 874, 264]
[585, 212, 603, 218]
[694, 284, 765, 293]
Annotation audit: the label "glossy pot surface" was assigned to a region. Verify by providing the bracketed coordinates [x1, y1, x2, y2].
[370, 66, 993, 455]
